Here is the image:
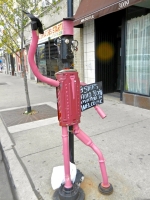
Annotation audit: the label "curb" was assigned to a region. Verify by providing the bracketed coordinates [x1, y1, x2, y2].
[0, 117, 38, 200]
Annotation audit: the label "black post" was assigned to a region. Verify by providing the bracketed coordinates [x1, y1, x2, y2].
[67, 0, 73, 18]
[10, 54, 15, 76]
[67, 0, 74, 164]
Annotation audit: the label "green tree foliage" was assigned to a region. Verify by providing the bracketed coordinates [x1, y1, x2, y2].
[0, 0, 61, 54]
[0, 0, 61, 113]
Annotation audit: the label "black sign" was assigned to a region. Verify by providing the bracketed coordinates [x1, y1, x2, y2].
[80, 82, 103, 112]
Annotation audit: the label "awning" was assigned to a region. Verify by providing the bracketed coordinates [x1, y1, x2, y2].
[74, 0, 144, 27]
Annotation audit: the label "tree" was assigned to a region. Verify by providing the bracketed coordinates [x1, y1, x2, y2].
[0, 0, 61, 113]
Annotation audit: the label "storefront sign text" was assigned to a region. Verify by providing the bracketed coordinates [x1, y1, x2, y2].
[118, 0, 129, 10]
[39, 22, 63, 42]
[81, 15, 94, 23]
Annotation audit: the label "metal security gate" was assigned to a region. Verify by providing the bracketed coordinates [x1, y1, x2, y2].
[95, 11, 123, 94]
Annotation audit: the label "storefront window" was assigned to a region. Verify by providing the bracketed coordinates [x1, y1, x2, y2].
[36, 40, 61, 79]
[126, 13, 150, 96]
[37, 44, 47, 75]
[45, 40, 60, 78]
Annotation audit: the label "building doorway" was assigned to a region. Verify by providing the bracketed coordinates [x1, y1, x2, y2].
[95, 10, 123, 94]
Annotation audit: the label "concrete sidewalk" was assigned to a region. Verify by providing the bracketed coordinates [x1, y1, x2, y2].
[0, 150, 14, 200]
[0, 73, 150, 200]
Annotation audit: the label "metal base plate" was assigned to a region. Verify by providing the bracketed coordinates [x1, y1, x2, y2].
[98, 183, 113, 195]
[53, 184, 85, 200]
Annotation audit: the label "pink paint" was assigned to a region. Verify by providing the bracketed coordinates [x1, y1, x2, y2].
[80, 81, 86, 86]
[55, 70, 81, 126]
[28, 31, 59, 87]
[62, 20, 74, 35]
[62, 127, 73, 188]
[28, 27, 111, 192]
[73, 124, 110, 187]
[94, 105, 106, 119]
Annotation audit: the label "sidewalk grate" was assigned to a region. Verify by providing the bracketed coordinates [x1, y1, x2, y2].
[0, 104, 57, 127]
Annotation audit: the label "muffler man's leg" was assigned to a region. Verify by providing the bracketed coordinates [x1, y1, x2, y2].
[73, 124, 113, 194]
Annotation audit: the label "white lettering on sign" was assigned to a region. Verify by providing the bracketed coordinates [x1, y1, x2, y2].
[81, 15, 94, 23]
[118, 0, 129, 10]
[80, 82, 103, 112]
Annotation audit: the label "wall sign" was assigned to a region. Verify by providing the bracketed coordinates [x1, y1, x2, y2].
[118, 0, 129, 10]
[81, 15, 94, 23]
[80, 82, 103, 112]
[39, 22, 63, 44]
